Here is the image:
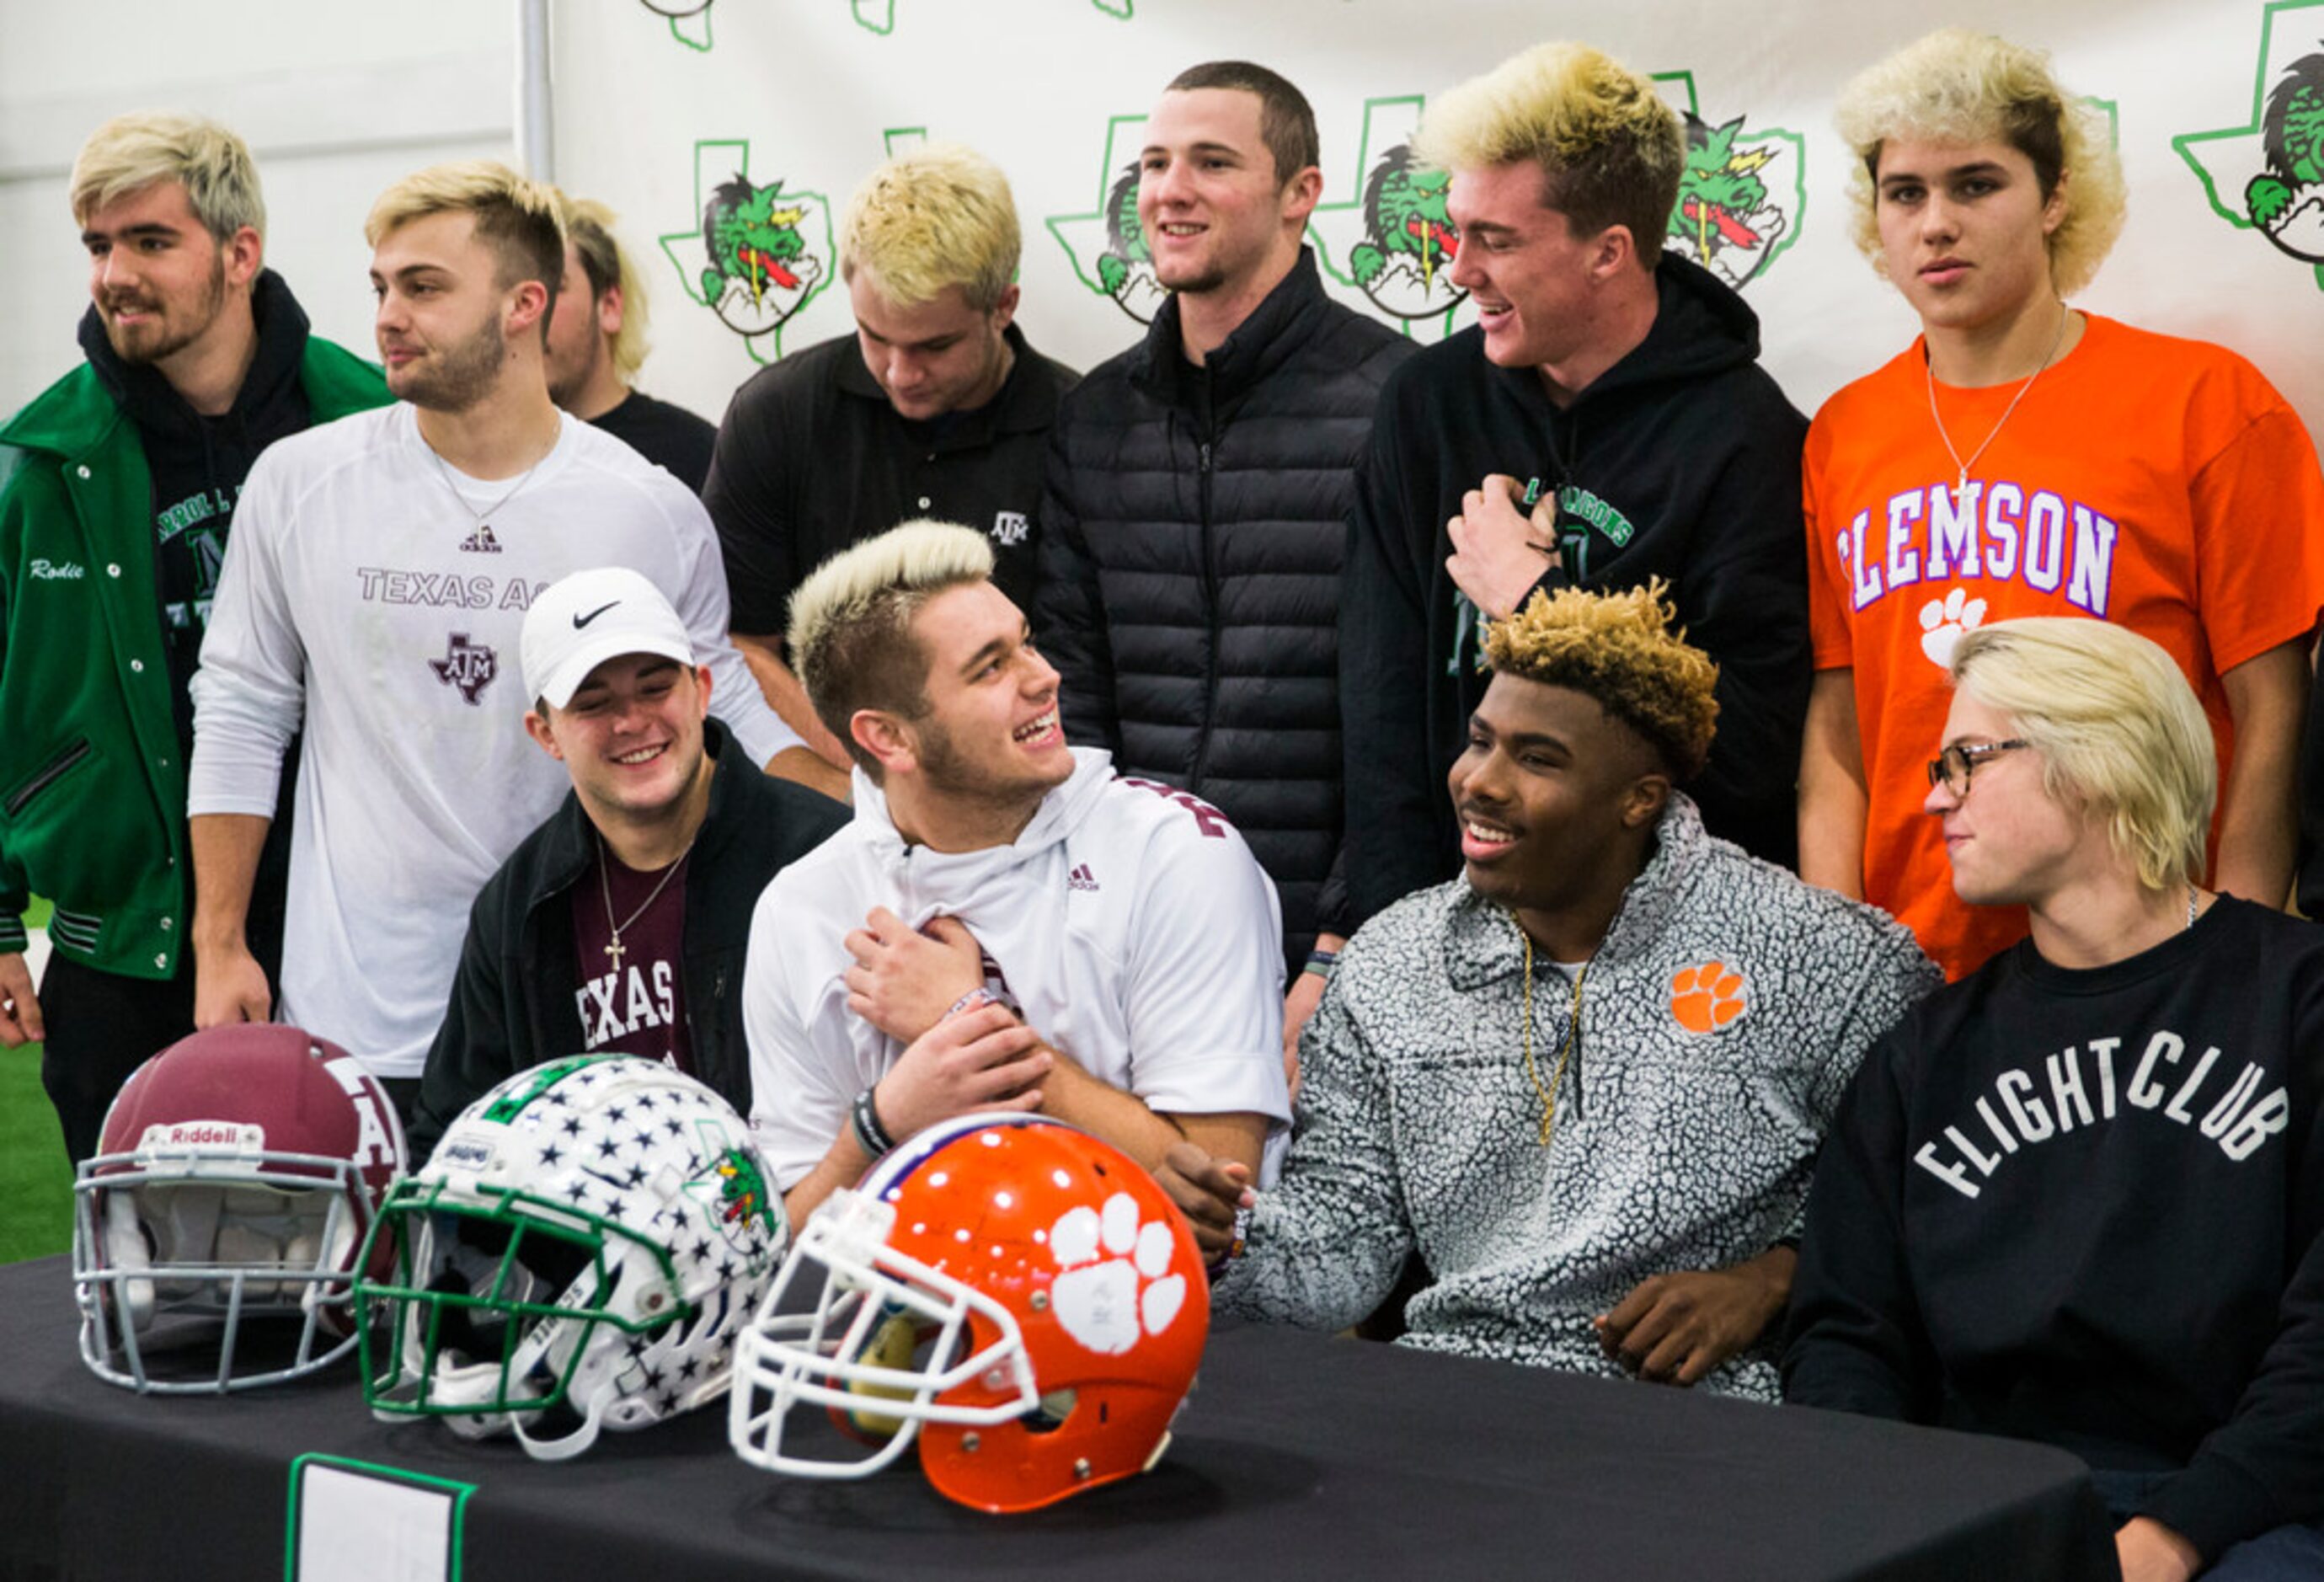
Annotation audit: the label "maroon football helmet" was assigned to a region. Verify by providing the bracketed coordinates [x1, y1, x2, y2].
[72, 1023, 405, 1392]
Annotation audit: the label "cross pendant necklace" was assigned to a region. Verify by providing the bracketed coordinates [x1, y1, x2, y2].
[1925, 303, 2072, 510]
[599, 831, 697, 971]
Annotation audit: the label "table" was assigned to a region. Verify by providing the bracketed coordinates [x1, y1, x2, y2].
[0, 1255, 2113, 1580]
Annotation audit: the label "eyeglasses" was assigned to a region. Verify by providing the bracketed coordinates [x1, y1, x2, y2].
[1926, 739, 2031, 797]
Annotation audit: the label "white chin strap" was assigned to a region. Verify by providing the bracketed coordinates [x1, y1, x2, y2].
[422, 1355, 608, 1461]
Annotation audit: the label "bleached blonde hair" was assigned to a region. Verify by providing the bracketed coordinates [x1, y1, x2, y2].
[840, 144, 1021, 313]
[1485, 580, 1718, 779]
[72, 112, 265, 242]
[1948, 617, 2214, 894]
[1415, 42, 1682, 262]
[788, 521, 998, 777]
[365, 161, 567, 302]
[1835, 29, 2126, 297]
[558, 195, 651, 382]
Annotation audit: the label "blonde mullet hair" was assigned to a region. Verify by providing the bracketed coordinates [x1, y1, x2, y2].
[72, 111, 265, 242]
[1415, 42, 1682, 262]
[1948, 617, 2214, 894]
[1835, 29, 2126, 297]
[558, 195, 651, 382]
[840, 144, 1022, 313]
[787, 521, 998, 776]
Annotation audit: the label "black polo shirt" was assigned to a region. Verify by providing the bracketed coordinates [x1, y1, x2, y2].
[704, 323, 1079, 639]
[589, 388, 718, 494]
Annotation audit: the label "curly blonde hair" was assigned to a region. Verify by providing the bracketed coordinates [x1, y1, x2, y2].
[1415, 42, 1682, 262]
[1483, 580, 1718, 779]
[1835, 29, 2125, 297]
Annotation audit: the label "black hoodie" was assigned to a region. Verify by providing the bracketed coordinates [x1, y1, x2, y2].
[78, 268, 316, 970]
[80, 267, 313, 754]
[1340, 254, 1809, 925]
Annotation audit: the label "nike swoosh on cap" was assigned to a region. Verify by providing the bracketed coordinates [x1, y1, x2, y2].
[573, 601, 619, 628]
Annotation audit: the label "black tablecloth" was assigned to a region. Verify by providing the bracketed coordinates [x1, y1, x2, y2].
[0, 1255, 2113, 1579]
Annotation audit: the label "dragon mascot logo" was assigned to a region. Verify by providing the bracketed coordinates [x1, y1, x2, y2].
[660, 139, 834, 363]
[1312, 96, 1467, 340]
[1651, 74, 1804, 291]
[2177, 1, 2324, 288]
[1048, 115, 1167, 324]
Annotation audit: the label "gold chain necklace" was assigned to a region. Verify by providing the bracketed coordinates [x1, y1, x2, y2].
[1923, 303, 2071, 506]
[1518, 925, 1588, 1146]
[598, 831, 697, 973]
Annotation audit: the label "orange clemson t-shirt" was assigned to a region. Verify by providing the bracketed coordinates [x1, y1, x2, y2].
[1804, 314, 2324, 979]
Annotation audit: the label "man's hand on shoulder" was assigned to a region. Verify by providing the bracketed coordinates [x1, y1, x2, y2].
[1446, 473, 1559, 621]
[0, 953, 44, 1046]
[874, 1003, 1047, 1141]
[1593, 1246, 1795, 1387]
[843, 909, 986, 1045]
[1155, 1140, 1253, 1262]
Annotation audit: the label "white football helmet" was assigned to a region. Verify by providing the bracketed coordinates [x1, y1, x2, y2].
[356, 1056, 784, 1460]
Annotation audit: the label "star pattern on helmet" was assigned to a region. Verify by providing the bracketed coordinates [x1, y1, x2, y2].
[537, 1141, 566, 1168]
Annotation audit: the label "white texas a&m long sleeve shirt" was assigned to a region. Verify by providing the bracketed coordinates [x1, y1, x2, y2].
[744, 748, 1292, 1189]
[189, 404, 798, 1078]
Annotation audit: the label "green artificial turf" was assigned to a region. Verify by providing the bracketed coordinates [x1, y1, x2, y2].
[2, 901, 72, 1265]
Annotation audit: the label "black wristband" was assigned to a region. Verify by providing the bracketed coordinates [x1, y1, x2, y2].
[850, 1086, 896, 1159]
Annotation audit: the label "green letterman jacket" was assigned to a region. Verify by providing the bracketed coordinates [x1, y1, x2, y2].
[0, 339, 389, 978]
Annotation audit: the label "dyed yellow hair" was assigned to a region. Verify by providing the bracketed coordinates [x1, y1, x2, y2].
[365, 160, 567, 301]
[72, 112, 265, 242]
[1835, 29, 2126, 297]
[840, 144, 1021, 313]
[558, 195, 651, 382]
[1484, 580, 1718, 779]
[1415, 42, 1682, 262]
[787, 521, 998, 777]
[1949, 617, 2213, 894]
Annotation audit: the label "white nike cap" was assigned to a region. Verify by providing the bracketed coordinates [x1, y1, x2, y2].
[521, 566, 697, 709]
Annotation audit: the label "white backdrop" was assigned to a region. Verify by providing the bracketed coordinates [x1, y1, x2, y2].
[0, 0, 2316, 446]
[554, 0, 2323, 445]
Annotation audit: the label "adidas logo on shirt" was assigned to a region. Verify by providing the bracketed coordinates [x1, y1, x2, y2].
[459, 525, 504, 554]
[1067, 863, 1100, 892]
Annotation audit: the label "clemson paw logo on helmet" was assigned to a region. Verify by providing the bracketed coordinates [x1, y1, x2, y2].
[1044, 1191, 1188, 1356]
[1670, 960, 1749, 1034]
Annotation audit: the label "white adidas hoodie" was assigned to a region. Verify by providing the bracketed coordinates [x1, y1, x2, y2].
[744, 748, 1290, 1188]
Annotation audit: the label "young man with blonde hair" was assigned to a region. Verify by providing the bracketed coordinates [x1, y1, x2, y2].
[742, 521, 1290, 1230]
[1787, 617, 2324, 1581]
[0, 112, 388, 1160]
[1164, 584, 1933, 1396]
[187, 159, 804, 1110]
[1798, 29, 2324, 979]
[707, 143, 1077, 791]
[542, 194, 717, 489]
[1038, 61, 1413, 1061]
[1341, 40, 1811, 939]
